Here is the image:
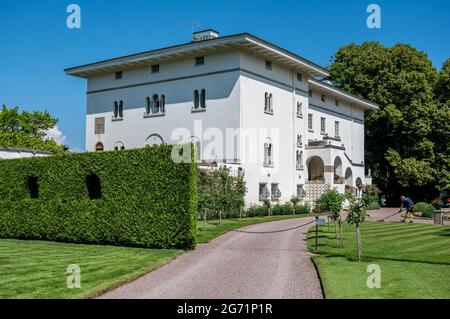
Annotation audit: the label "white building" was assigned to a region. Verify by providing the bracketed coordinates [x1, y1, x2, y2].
[65, 30, 377, 205]
[0, 147, 52, 159]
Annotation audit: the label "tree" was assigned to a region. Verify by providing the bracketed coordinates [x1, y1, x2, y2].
[345, 193, 377, 262]
[0, 105, 66, 152]
[329, 43, 450, 203]
[315, 189, 344, 247]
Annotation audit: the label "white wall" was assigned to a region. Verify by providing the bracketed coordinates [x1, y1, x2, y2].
[83, 48, 370, 205]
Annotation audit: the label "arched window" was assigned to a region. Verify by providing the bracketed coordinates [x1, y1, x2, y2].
[264, 141, 273, 167]
[113, 101, 119, 118]
[200, 89, 206, 109]
[297, 134, 302, 147]
[145, 97, 151, 115]
[269, 94, 273, 112]
[264, 92, 269, 111]
[27, 176, 39, 199]
[160, 95, 165, 113]
[152, 94, 159, 113]
[193, 90, 200, 109]
[118, 100, 123, 118]
[297, 102, 303, 118]
[114, 141, 125, 151]
[95, 142, 104, 152]
[86, 173, 102, 199]
[296, 150, 303, 170]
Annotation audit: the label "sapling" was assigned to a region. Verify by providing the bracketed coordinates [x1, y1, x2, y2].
[345, 193, 377, 262]
[315, 189, 344, 247]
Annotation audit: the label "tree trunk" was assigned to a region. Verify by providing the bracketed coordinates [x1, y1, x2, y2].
[339, 218, 343, 248]
[335, 220, 339, 240]
[356, 225, 362, 262]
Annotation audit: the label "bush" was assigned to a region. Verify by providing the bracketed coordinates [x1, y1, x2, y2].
[198, 166, 246, 218]
[414, 202, 435, 217]
[0, 145, 198, 249]
[245, 201, 311, 217]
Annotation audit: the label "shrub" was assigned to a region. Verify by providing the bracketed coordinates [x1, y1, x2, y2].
[414, 202, 435, 217]
[198, 166, 246, 218]
[245, 201, 311, 217]
[0, 145, 198, 249]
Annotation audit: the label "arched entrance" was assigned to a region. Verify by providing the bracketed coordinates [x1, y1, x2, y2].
[345, 167, 353, 193]
[95, 142, 104, 152]
[334, 156, 343, 184]
[307, 156, 325, 182]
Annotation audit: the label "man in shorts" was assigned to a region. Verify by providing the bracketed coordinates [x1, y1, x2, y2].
[400, 195, 414, 223]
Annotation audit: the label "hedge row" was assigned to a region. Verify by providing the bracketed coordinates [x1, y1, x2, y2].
[0, 145, 198, 249]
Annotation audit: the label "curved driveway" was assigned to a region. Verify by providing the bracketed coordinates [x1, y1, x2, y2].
[99, 217, 323, 299]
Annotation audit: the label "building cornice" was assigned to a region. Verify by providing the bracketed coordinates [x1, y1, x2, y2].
[64, 33, 330, 78]
[308, 79, 378, 110]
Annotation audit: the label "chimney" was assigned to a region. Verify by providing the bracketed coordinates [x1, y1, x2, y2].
[192, 29, 220, 42]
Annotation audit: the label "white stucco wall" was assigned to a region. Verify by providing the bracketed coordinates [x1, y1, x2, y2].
[83, 48, 371, 205]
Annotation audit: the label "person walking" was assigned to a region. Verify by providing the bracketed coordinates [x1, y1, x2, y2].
[400, 195, 414, 223]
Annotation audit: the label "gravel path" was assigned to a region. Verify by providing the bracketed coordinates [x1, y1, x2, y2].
[99, 217, 323, 299]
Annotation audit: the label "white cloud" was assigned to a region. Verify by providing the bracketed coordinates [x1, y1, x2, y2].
[45, 126, 67, 145]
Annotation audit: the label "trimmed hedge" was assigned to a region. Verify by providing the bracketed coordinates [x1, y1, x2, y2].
[0, 145, 198, 249]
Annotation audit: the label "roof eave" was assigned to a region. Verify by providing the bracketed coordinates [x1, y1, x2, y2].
[308, 79, 379, 110]
[64, 33, 330, 78]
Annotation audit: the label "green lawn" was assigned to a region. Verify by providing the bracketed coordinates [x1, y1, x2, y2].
[196, 213, 316, 243]
[1, 213, 311, 298]
[0, 239, 182, 299]
[308, 221, 450, 298]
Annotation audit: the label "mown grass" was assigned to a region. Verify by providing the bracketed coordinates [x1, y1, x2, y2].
[308, 221, 450, 298]
[0, 239, 182, 299]
[0, 213, 313, 298]
[313, 256, 450, 299]
[196, 213, 317, 243]
[308, 221, 450, 264]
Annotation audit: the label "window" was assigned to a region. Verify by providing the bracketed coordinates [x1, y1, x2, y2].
[264, 142, 273, 167]
[264, 92, 273, 114]
[271, 183, 281, 200]
[95, 142, 104, 152]
[195, 56, 204, 66]
[115, 71, 122, 80]
[200, 89, 206, 108]
[193, 90, 200, 109]
[308, 90, 312, 98]
[335, 121, 340, 138]
[265, 60, 272, 70]
[335, 99, 340, 106]
[259, 183, 270, 200]
[321, 117, 326, 133]
[86, 173, 102, 199]
[297, 73, 303, 82]
[145, 95, 165, 115]
[296, 150, 303, 170]
[113, 100, 123, 119]
[308, 114, 313, 131]
[27, 176, 39, 199]
[297, 134, 302, 148]
[193, 90, 206, 111]
[94, 117, 105, 135]
[297, 184, 305, 198]
[151, 64, 159, 73]
[321, 94, 326, 102]
[114, 142, 125, 151]
[297, 102, 303, 118]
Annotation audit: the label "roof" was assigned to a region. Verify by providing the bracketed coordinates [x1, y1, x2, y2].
[64, 33, 330, 78]
[308, 79, 379, 110]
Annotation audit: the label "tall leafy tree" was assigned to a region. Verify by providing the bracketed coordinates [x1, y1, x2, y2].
[0, 105, 66, 152]
[329, 43, 449, 202]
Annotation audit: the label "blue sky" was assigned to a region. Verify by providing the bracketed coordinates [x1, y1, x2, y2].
[1, 0, 449, 150]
